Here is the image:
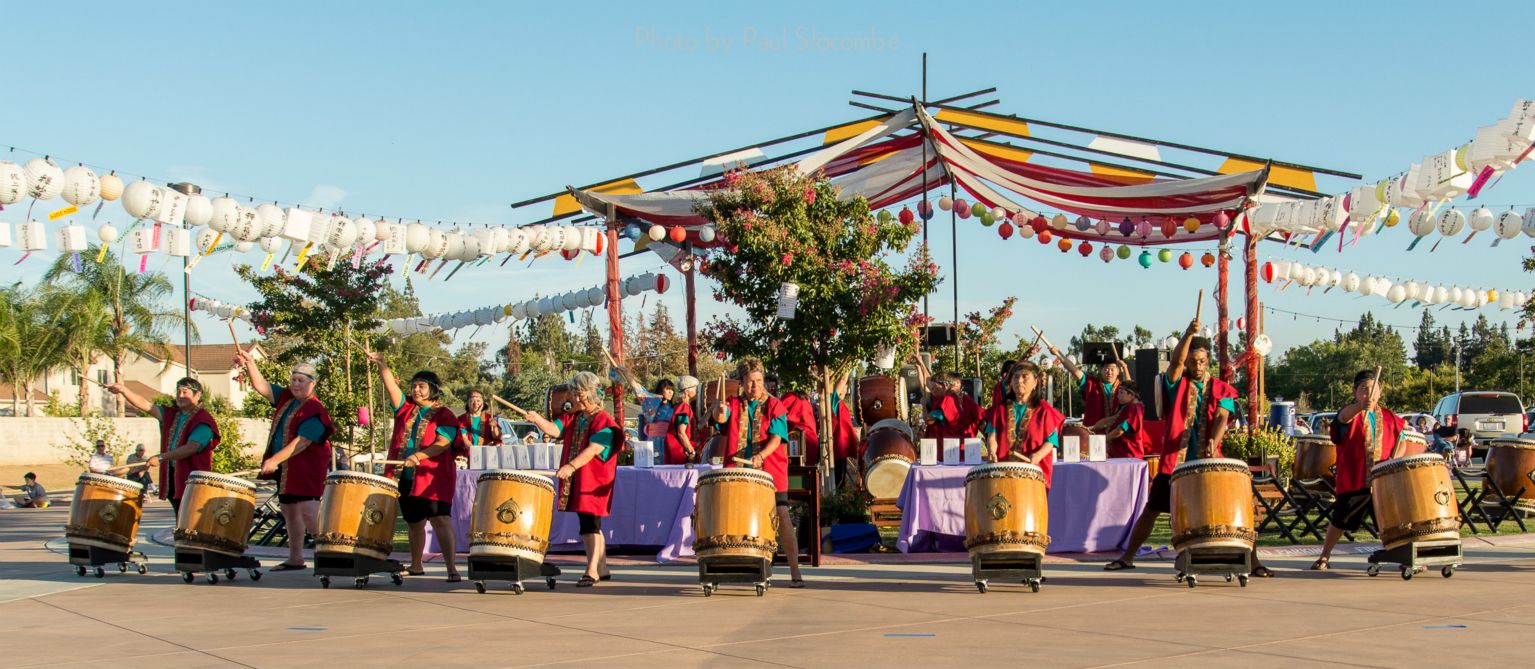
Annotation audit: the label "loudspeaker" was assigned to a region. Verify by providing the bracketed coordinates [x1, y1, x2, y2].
[924, 323, 957, 347]
[1135, 348, 1170, 420]
[1081, 342, 1125, 365]
[960, 377, 984, 405]
[898, 364, 923, 406]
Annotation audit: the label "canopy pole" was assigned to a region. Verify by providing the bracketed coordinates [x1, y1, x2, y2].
[1217, 228, 1233, 385]
[685, 243, 699, 380]
[1244, 230, 1261, 428]
[605, 203, 626, 428]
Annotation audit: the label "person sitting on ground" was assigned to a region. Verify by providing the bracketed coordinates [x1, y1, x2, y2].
[17, 473, 49, 508]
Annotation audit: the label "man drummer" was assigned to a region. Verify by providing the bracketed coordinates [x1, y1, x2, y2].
[369, 353, 462, 583]
[235, 355, 335, 572]
[522, 371, 622, 587]
[980, 362, 1064, 488]
[1102, 381, 1150, 459]
[1311, 370, 1406, 570]
[1105, 318, 1273, 577]
[104, 377, 221, 516]
[711, 358, 804, 587]
[919, 370, 980, 463]
[1049, 343, 1130, 432]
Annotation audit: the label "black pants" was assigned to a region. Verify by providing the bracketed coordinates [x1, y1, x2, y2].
[578, 513, 603, 535]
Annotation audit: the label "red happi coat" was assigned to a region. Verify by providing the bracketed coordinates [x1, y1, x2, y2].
[1159, 376, 1239, 475]
[664, 399, 695, 465]
[926, 392, 980, 463]
[385, 400, 459, 501]
[1330, 407, 1405, 494]
[456, 412, 501, 454]
[265, 390, 335, 498]
[982, 401, 1065, 489]
[1081, 375, 1122, 428]
[157, 406, 221, 500]
[1108, 402, 1151, 460]
[557, 409, 621, 516]
[832, 397, 858, 461]
[717, 395, 789, 492]
[779, 391, 820, 466]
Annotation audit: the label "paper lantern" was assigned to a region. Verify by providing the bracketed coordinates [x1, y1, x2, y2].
[1499, 291, 1516, 310]
[1358, 276, 1377, 297]
[234, 241, 254, 253]
[1094, 219, 1110, 236]
[1406, 209, 1433, 237]
[326, 216, 357, 248]
[1050, 214, 1068, 230]
[1056, 237, 1071, 252]
[173, 194, 208, 228]
[1118, 219, 1134, 237]
[1037, 228, 1052, 244]
[1433, 285, 1451, 304]
[560, 293, 580, 311]
[196, 227, 220, 253]
[970, 202, 988, 218]
[120, 181, 164, 220]
[978, 211, 994, 226]
[405, 223, 430, 253]
[1495, 210, 1523, 239]
[259, 236, 282, 252]
[1157, 248, 1173, 263]
[60, 166, 100, 206]
[623, 223, 641, 240]
[1468, 207, 1494, 231]
[1137, 251, 1153, 268]
[1078, 240, 1092, 257]
[97, 173, 123, 201]
[938, 196, 953, 211]
[994, 207, 1010, 220]
[898, 207, 914, 225]
[97, 223, 119, 243]
[998, 222, 1013, 239]
[1017, 224, 1034, 239]
[640, 224, 660, 241]
[1318, 196, 1348, 232]
[231, 206, 263, 242]
[353, 217, 377, 246]
[1183, 217, 1200, 234]
[1135, 219, 1152, 238]
[876, 209, 892, 223]
[1404, 281, 1423, 301]
[1116, 244, 1131, 260]
[1487, 289, 1499, 306]
[1160, 219, 1176, 238]
[1252, 334, 1274, 356]
[918, 200, 934, 220]
[1435, 208, 1466, 236]
[1200, 252, 1215, 267]
[1178, 252, 1193, 269]
[1073, 215, 1091, 231]
[55, 224, 87, 252]
[206, 197, 237, 233]
[23, 158, 64, 200]
[423, 229, 449, 259]
[955, 201, 972, 219]
[0, 162, 25, 205]
[1326, 269, 1343, 289]
[1383, 209, 1401, 227]
[1098, 246, 1114, 262]
[1339, 272, 1360, 293]
[1523, 208, 1535, 237]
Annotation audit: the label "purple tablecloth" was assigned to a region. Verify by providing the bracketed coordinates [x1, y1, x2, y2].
[426, 466, 708, 563]
[895, 459, 1148, 554]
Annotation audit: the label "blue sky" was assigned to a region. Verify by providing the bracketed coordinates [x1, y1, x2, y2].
[2, 1, 1534, 359]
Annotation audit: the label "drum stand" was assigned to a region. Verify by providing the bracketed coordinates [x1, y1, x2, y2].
[175, 548, 262, 585]
[971, 552, 1044, 593]
[1173, 547, 1251, 588]
[698, 556, 773, 597]
[466, 556, 560, 595]
[313, 551, 405, 589]
[1364, 538, 1462, 580]
[68, 544, 149, 578]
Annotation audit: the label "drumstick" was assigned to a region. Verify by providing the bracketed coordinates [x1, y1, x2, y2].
[225, 469, 262, 479]
[492, 395, 528, 416]
[227, 319, 241, 349]
[731, 456, 754, 467]
[1194, 289, 1204, 323]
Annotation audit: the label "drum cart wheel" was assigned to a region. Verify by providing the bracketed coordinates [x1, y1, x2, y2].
[118, 563, 128, 573]
[313, 551, 405, 590]
[1441, 566, 1455, 578]
[224, 568, 238, 581]
[1185, 575, 1198, 588]
[1365, 538, 1462, 583]
[354, 577, 369, 588]
[206, 572, 219, 584]
[474, 581, 487, 594]
[970, 552, 1044, 594]
[182, 571, 195, 583]
[1366, 564, 1381, 577]
[1027, 579, 1041, 593]
[174, 548, 260, 586]
[701, 584, 715, 597]
[391, 573, 404, 586]
[1237, 574, 1249, 587]
[94, 566, 105, 578]
[512, 583, 526, 595]
[75, 565, 87, 577]
[319, 576, 331, 589]
[698, 556, 773, 597]
[546, 577, 557, 590]
[67, 544, 150, 578]
[1174, 548, 1250, 589]
[465, 556, 559, 596]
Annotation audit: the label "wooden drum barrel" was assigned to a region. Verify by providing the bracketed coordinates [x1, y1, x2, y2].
[469, 470, 555, 563]
[1292, 434, 1338, 484]
[861, 420, 917, 500]
[314, 471, 400, 561]
[1169, 459, 1256, 553]
[700, 435, 728, 464]
[1485, 438, 1535, 513]
[855, 375, 908, 426]
[546, 384, 577, 417]
[66, 473, 145, 554]
[1400, 429, 1429, 456]
[963, 463, 1050, 557]
[701, 379, 740, 406]
[1369, 454, 1459, 550]
[174, 471, 258, 557]
[693, 468, 778, 562]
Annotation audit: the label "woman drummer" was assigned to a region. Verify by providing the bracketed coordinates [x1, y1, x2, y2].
[523, 371, 621, 587]
[235, 355, 335, 572]
[666, 376, 700, 464]
[980, 361, 1064, 488]
[1102, 381, 1150, 459]
[369, 352, 462, 583]
[458, 389, 504, 449]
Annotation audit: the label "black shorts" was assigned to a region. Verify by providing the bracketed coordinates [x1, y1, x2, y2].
[578, 512, 603, 535]
[1146, 473, 1173, 514]
[278, 494, 321, 505]
[1328, 489, 1373, 531]
[775, 492, 790, 507]
[400, 495, 452, 524]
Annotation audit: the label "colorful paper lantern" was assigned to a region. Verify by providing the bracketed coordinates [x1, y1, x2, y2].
[1183, 217, 1201, 234]
[970, 202, 987, 218]
[1074, 215, 1091, 231]
[955, 202, 972, 219]
[1200, 252, 1216, 267]
[98, 173, 123, 201]
[1178, 252, 1194, 269]
[1137, 250, 1153, 268]
[1118, 218, 1134, 237]
[1161, 219, 1177, 238]
[877, 209, 892, 223]
[1078, 241, 1092, 257]
[998, 222, 1014, 239]
[938, 196, 953, 211]
[1116, 244, 1131, 259]
[1038, 229, 1053, 244]
[1094, 219, 1110, 236]
[918, 199, 934, 220]
[978, 211, 994, 226]
[1056, 237, 1071, 252]
[1099, 246, 1114, 263]
[1135, 219, 1152, 238]
[668, 225, 687, 243]
[898, 207, 914, 225]
[1051, 214, 1069, 230]
[1157, 248, 1172, 263]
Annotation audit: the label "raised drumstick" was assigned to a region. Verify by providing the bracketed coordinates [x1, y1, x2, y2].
[227, 319, 241, 350]
[1195, 289, 1204, 323]
[492, 395, 528, 416]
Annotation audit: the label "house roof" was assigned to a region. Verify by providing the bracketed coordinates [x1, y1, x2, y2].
[143, 343, 263, 372]
[0, 383, 49, 402]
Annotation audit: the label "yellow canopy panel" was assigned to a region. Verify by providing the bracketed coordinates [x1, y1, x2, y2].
[553, 179, 643, 217]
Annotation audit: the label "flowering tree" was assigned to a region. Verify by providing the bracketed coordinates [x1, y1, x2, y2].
[697, 166, 940, 477]
[958, 297, 1018, 377]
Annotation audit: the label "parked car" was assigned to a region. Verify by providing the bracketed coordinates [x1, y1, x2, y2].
[1431, 391, 1527, 446]
[499, 419, 546, 443]
[1306, 412, 1338, 435]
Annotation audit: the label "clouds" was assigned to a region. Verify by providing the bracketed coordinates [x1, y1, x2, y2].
[301, 184, 347, 211]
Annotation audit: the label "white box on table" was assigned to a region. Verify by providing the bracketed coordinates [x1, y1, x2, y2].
[532, 443, 553, 470]
[1061, 436, 1081, 463]
[495, 444, 517, 470]
[469, 446, 486, 470]
[962, 438, 983, 464]
[942, 439, 961, 464]
[1088, 435, 1107, 462]
[919, 438, 938, 466]
[632, 439, 654, 468]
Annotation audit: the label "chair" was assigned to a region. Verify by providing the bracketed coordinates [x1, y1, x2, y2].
[1476, 472, 1528, 533]
[1285, 478, 1333, 541]
[1451, 466, 1494, 534]
[1250, 465, 1302, 544]
[248, 493, 289, 547]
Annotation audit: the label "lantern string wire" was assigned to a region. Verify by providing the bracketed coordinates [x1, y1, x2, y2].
[1260, 304, 1520, 332]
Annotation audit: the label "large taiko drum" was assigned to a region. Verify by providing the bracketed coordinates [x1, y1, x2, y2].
[1485, 438, 1535, 513]
[469, 470, 555, 562]
[66, 473, 145, 554]
[964, 463, 1050, 557]
[693, 468, 778, 562]
[315, 471, 400, 561]
[1400, 429, 1429, 456]
[546, 384, 577, 417]
[1292, 434, 1338, 485]
[174, 471, 258, 557]
[861, 419, 917, 500]
[855, 375, 909, 426]
[700, 435, 729, 463]
[702, 379, 740, 407]
[1169, 459, 1256, 553]
[1369, 454, 1459, 550]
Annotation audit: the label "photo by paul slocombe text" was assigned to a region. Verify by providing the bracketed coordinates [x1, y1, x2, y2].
[634, 26, 899, 54]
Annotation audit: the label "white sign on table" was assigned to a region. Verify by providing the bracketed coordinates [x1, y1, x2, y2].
[1088, 435, 1107, 462]
[1061, 436, 1081, 463]
[962, 438, 984, 464]
[919, 438, 938, 466]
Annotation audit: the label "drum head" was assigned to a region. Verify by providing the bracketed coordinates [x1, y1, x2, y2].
[1489, 437, 1535, 450]
[1170, 458, 1250, 481]
[867, 418, 914, 441]
[478, 469, 554, 491]
[1293, 434, 1334, 446]
[187, 471, 257, 491]
[76, 472, 144, 491]
[698, 467, 775, 486]
[326, 470, 399, 490]
[864, 459, 911, 499]
[965, 462, 1044, 483]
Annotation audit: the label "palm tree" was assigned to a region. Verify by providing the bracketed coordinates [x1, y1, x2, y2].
[43, 245, 187, 415]
[56, 291, 113, 414]
[0, 285, 77, 415]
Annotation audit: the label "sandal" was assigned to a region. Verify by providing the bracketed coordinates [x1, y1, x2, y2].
[599, 574, 612, 582]
[445, 574, 463, 583]
[270, 563, 307, 572]
[787, 578, 805, 589]
[576, 575, 598, 587]
[404, 569, 426, 576]
[1251, 565, 1277, 578]
[1103, 559, 1136, 571]
[1309, 557, 1330, 571]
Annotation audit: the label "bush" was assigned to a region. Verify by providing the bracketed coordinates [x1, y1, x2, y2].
[59, 413, 135, 467]
[1222, 426, 1295, 482]
[42, 392, 81, 417]
[820, 486, 873, 526]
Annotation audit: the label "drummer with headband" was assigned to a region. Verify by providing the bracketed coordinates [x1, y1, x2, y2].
[666, 376, 700, 464]
[370, 353, 462, 583]
[104, 377, 221, 516]
[710, 358, 804, 587]
[235, 355, 335, 572]
[1102, 381, 1151, 459]
[1106, 317, 1273, 577]
[1311, 369, 1405, 571]
[522, 371, 622, 587]
[1048, 343, 1130, 433]
[918, 369, 981, 463]
[980, 361, 1064, 488]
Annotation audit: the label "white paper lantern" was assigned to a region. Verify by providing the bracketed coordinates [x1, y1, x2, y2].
[1358, 276, 1377, 297]
[376, 221, 395, 242]
[647, 224, 665, 241]
[1342, 272, 1361, 293]
[1523, 208, 1535, 238]
[1269, 259, 1292, 282]
[23, 158, 64, 200]
[208, 197, 238, 233]
[1432, 285, 1451, 304]
[234, 240, 254, 253]
[539, 296, 556, 315]
[1252, 334, 1274, 356]
[1300, 267, 1318, 287]
[1386, 284, 1407, 304]
[698, 226, 717, 243]
[259, 236, 282, 252]
[1405, 281, 1423, 301]
[1436, 208, 1466, 236]
[0, 161, 26, 205]
[938, 196, 953, 211]
[59, 166, 100, 206]
[422, 229, 448, 259]
[560, 226, 582, 251]
[97, 223, 119, 244]
[1495, 210, 1524, 239]
[1450, 287, 1466, 305]
[254, 204, 284, 237]
[405, 223, 430, 253]
[1499, 292, 1516, 310]
[560, 293, 579, 311]
[585, 286, 606, 306]
[351, 217, 376, 246]
[1018, 224, 1035, 239]
[230, 206, 263, 242]
[179, 194, 210, 228]
[458, 234, 482, 261]
[53, 224, 86, 252]
[511, 302, 527, 320]
[326, 217, 357, 249]
[507, 229, 530, 254]
[1406, 209, 1433, 237]
[196, 228, 220, 252]
[97, 173, 123, 201]
[1326, 269, 1342, 289]
[305, 214, 334, 245]
[120, 181, 164, 220]
[1468, 207, 1494, 232]
[441, 231, 464, 260]
[1517, 292, 1529, 308]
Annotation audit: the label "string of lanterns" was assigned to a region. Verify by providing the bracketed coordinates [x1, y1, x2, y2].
[1261, 258, 1528, 311]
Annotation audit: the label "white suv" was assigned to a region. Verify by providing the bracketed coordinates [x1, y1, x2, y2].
[1431, 391, 1527, 443]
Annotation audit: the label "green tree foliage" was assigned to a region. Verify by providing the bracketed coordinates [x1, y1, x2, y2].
[0, 284, 78, 415]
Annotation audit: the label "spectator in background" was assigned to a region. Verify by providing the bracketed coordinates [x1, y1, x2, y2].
[124, 444, 154, 490]
[88, 440, 115, 474]
[16, 473, 49, 508]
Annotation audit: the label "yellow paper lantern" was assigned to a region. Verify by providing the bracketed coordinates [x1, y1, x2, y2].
[1182, 217, 1200, 233]
[98, 173, 124, 201]
[1384, 209, 1401, 227]
[1486, 289, 1498, 304]
[1056, 238, 1072, 252]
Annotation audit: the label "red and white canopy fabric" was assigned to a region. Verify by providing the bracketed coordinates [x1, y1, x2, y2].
[571, 103, 1269, 247]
